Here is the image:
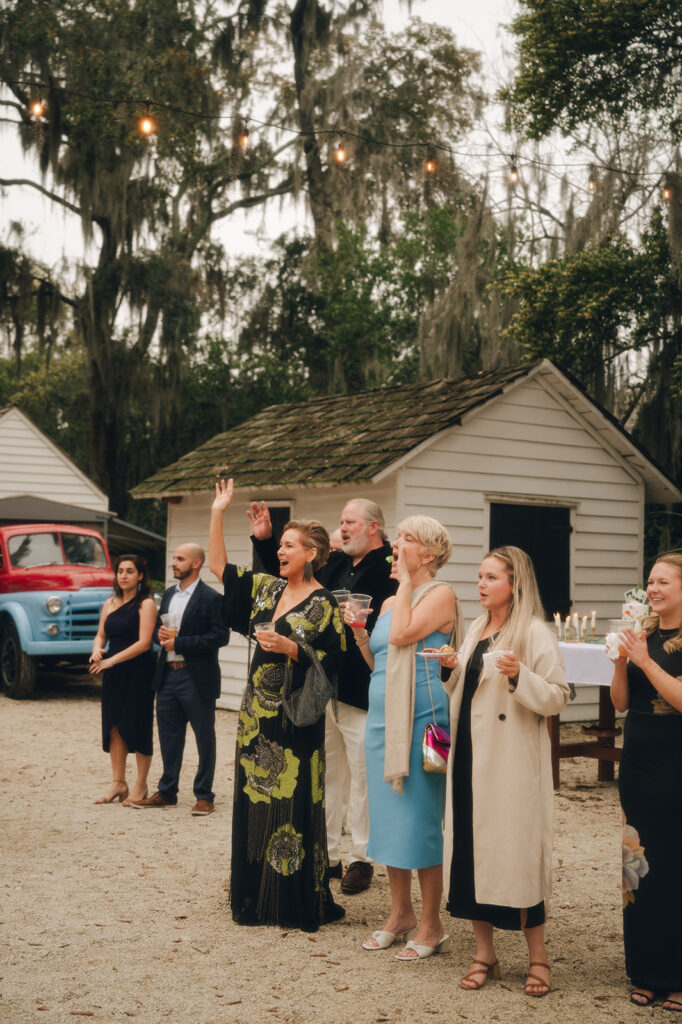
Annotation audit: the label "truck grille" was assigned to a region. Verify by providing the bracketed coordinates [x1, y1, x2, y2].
[66, 593, 106, 640]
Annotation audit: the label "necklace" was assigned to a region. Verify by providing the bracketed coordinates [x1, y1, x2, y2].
[658, 626, 679, 637]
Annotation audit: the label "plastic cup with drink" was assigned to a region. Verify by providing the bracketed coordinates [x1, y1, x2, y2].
[160, 612, 181, 638]
[347, 593, 372, 628]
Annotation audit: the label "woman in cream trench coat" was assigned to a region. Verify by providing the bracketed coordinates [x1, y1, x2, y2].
[440, 546, 568, 996]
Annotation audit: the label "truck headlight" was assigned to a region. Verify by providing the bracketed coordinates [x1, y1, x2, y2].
[47, 624, 60, 636]
[46, 596, 63, 615]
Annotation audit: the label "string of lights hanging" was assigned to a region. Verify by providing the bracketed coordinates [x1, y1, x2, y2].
[8, 76, 680, 203]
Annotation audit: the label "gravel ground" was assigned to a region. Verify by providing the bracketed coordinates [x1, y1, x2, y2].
[0, 672, 655, 1024]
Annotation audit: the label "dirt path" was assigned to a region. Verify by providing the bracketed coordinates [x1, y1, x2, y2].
[0, 675, 650, 1023]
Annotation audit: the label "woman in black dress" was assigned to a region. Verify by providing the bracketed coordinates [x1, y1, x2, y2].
[611, 553, 682, 1010]
[209, 479, 346, 932]
[90, 554, 156, 805]
[438, 547, 567, 997]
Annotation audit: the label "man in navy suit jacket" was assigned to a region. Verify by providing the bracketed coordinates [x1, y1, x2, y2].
[132, 544, 229, 815]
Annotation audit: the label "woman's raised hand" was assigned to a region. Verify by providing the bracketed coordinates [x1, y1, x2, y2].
[246, 500, 272, 539]
[213, 478, 234, 512]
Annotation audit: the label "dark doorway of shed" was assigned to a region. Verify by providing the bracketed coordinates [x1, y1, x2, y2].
[252, 505, 291, 573]
[489, 503, 571, 618]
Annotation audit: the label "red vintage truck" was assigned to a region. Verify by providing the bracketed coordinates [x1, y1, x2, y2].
[0, 523, 114, 698]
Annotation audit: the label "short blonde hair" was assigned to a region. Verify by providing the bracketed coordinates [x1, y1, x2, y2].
[397, 515, 452, 577]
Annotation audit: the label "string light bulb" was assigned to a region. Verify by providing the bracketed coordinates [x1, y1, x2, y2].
[508, 155, 519, 187]
[662, 183, 673, 202]
[333, 141, 347, 164]
[588, 172, 598, 192]
[424, 155, 437, 174]
[29, 98, 45, 120]
[237, 125, 249, 149]
[138, 104, 156, 137]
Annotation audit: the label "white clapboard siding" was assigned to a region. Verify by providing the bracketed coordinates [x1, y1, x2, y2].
[166, 484, 397, 709]
[0, 407, 109, 511]
[164, 374, 650, 722]
[398, 375, 643, 723]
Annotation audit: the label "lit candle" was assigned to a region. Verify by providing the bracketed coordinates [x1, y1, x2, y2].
[591, 609, 597, 634]
[554, 612, 561, 638]
[581, 615, 588, 638]
[565, 614, 571, 639]
[573, 612, 579, 637]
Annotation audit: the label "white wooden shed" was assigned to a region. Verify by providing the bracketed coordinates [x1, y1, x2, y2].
[131, 359, 682, 718]
[0, 405, 165, 563]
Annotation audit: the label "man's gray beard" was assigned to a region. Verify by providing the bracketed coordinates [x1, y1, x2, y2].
[342, 536, 369, 559]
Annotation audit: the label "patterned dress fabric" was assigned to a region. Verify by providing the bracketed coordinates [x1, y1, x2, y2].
[364, 609, 450, 869]
[619, 629, 682, 991]
[222, 564, 345, 932]
[100, 598, 154, 755]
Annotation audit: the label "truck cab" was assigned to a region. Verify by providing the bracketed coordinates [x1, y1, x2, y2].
[0, 523, 114, 698]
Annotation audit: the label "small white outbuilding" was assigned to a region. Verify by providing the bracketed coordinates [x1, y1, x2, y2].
[132, 359, 682, 717]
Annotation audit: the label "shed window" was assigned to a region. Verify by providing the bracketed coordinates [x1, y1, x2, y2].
[489, 503, 571, 618]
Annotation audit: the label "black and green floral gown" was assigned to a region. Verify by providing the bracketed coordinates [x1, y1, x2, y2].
[222, 563, 346, 932]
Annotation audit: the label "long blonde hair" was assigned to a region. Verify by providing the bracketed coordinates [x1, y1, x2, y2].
[483, 546, 545, 663]
[644, 553, 682, 653]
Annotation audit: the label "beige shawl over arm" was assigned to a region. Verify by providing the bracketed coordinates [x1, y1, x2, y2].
[383, 581, 461, 793]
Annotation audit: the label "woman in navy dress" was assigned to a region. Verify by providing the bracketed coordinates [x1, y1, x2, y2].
[90, 554, 156, 805]
[611, 553, 682, 1010]
[350, 515, 459, 960]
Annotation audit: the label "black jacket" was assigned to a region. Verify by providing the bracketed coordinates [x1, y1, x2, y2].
[251, 537, 397, 709]
[153, 580, 229, 701]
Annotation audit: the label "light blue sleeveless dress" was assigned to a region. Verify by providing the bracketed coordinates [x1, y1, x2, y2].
[365, 610, 450, 869]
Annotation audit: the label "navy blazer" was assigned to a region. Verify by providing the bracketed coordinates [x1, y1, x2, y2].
[153, 579, 229, 700]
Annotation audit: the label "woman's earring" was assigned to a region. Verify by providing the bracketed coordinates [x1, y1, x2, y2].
[304, 561, 313, 580]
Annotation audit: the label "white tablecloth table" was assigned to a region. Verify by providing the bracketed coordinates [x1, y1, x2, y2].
[551, 641, 620, 787]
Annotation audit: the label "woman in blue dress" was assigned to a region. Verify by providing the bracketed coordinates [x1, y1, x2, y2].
[349, 515, 460, 960]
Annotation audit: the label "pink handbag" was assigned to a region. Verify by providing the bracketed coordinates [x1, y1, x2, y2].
[421, 643, 451, 773]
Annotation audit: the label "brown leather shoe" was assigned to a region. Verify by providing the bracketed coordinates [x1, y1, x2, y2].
[341, 861, 373, 894]
[328, 861, 343, 880]
[130, 791, 176, 808]
[191, 800, 215, 816]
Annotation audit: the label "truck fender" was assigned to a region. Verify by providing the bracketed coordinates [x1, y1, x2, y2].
[0, 603, 35, 648]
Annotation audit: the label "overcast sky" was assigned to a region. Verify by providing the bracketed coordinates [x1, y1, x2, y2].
[0, 0, 516, 267]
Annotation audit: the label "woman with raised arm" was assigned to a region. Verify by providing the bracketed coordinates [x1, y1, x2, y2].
[349, 515, 459, 961]
[209, 479, 346, 932]
[439, 546, 568, 997]
[89, 554, 156, 805]
[611, 553, 682, 1011]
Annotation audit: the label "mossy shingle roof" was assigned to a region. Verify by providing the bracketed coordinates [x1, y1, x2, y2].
[131, 363, 534, 497]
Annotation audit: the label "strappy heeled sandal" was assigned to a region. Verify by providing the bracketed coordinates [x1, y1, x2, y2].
[459, 958, 501, 990]
[525, 961, 551, 997]
[94, 780, 128, 804]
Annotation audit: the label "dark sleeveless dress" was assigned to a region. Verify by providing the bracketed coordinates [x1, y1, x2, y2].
[446, 635, 545, 930]
[619, 628, 682, 991]
[100, 599, 155, 755]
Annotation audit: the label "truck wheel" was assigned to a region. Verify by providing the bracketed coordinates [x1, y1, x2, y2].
[0, 621, 37, 699]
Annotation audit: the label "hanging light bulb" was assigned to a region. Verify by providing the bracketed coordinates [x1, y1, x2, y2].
[333, 141, 347, 164]
[138, 104, 156, 137]
[662, 183, 673, 202]
[424, 155, 437, 174]
[29, 98, 46, 120]
[237, 124, 250, 149]
[587, 172, 598, 192]
[508, 155, 519, 187]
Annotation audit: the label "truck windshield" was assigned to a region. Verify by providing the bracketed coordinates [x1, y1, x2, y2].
[8, 532, 107, 569]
